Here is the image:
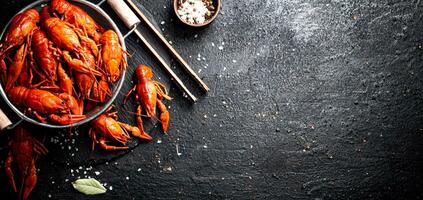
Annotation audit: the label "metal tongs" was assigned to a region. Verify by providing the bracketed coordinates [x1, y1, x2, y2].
[104, 0, 209, 102]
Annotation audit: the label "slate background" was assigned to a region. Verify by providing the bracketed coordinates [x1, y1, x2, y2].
[0, 0, 423, 199]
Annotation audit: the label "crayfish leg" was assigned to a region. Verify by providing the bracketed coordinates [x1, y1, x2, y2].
[33, 139, 48, 156]
[48, 114, 86, 125]
[98, 138, 129, 151]
[153, 81, 172, 101]
[123, 86, 136, 104]
[157, 100, 170, 133]
[0, 59, 6, 84]
[62, 51, 102, 76]
[5, 152, 17, 193]
[88, 128, 98, 151]
[30, 110, 47, 123]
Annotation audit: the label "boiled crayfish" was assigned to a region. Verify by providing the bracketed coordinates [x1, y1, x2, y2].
[50, 0, 104, 42]
[125, 64, 171, 134]
[1, 9, 39, 90]
[0, 8, 39, 59]
[8, 86, 85, 125]
[5, 126, 48, 200]
[89, 107, 152, 150]
[31, 28, 58, 81]
[99, 30, 126, 83]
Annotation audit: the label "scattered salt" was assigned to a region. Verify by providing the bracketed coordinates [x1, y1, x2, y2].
[176, 144, 182, 156]
[218, 46, 223, 50]
[95, 171, 100, 176]
[160, 21, 165, 25]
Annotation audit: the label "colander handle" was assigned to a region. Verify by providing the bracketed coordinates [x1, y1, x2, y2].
[0, 108, 12, 131]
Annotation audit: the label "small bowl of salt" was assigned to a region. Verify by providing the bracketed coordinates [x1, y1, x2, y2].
[174, 0, 221, 27]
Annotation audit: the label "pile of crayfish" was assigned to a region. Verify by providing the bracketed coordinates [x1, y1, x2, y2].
[2, 63, 172, 200]
[1, 0, 173, 199]
[0, 0, 126, 125]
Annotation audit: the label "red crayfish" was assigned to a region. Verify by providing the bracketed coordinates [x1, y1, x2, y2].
[125, 64, 171, 134]
[5, 126, 48, 200]
[89, 107, 152, 150]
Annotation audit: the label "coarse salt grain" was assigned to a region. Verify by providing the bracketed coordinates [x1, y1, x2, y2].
[177, 0, 210, 24]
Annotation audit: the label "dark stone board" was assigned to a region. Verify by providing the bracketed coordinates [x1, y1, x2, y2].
[0, 0, 422, 199]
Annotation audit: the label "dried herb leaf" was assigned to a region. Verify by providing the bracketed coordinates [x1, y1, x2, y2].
[72, 178, 107, 195]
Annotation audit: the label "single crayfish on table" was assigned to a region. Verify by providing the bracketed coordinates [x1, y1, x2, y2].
[0, 0, 126, 125]
[89, 106, 152, 151]
[125, 64, 172, 135]
[5, 126, 48, 200]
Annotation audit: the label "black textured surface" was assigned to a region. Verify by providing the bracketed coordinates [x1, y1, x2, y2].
[0, 0, 423, 199]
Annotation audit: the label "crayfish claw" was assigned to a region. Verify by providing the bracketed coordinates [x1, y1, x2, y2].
[118, 122, 152, 141]
[5, 153, 17, 193]
[157, 100, 170, 133]
[98, 138, 129, 151]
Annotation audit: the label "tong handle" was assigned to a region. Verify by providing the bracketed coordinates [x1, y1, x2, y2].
[107, 0, 140, 28]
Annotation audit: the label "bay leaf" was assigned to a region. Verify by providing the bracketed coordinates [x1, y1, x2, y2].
[72, 178, 107, 195]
